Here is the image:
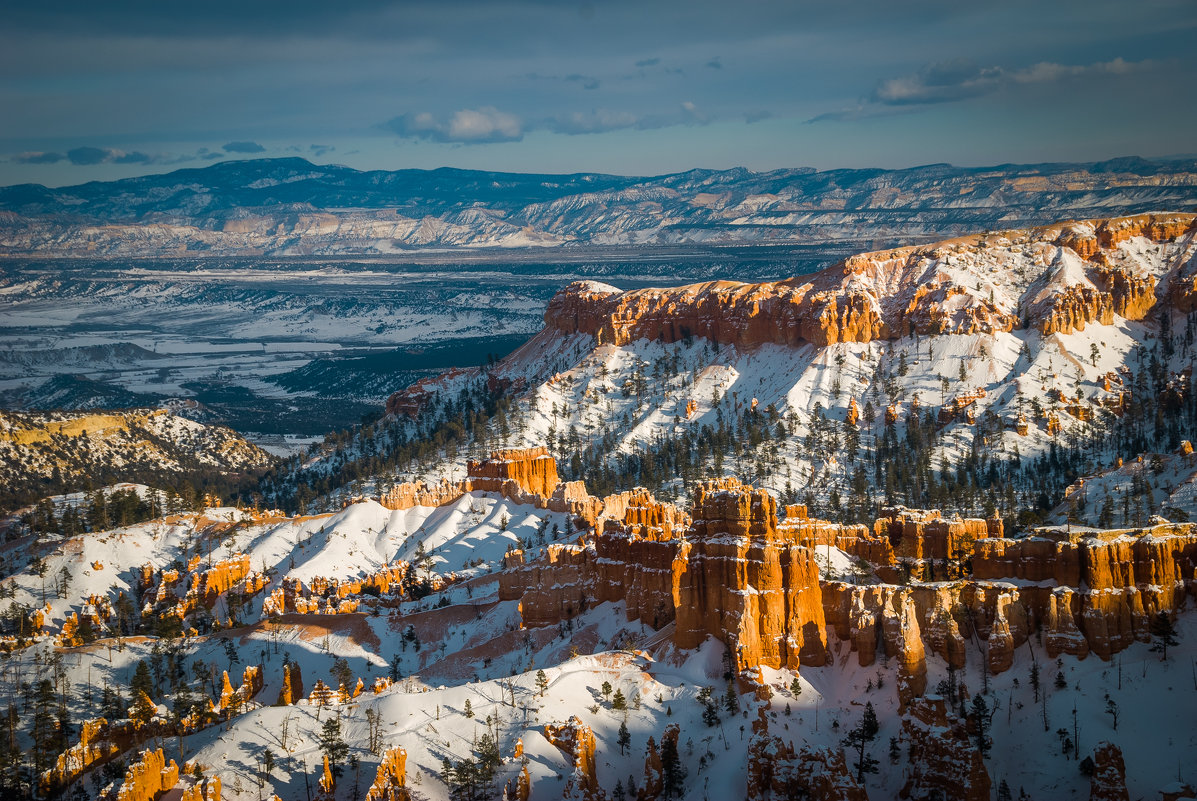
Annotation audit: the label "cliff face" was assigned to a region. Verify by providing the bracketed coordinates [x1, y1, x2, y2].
[972, 525, 1197, 659]
[542, 214, 1195, 349]
[494, 447, 1196, 707]
[746, 735, 867, 801]
[502, 476, 827, 669]
[901, 697, 991, 801]
[674, 479, 827, 669]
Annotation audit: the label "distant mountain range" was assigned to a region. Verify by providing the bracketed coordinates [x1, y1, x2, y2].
[1, 156, 1195, 255]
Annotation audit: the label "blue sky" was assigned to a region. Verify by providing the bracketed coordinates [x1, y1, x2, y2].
[2, 0, 1195, 186]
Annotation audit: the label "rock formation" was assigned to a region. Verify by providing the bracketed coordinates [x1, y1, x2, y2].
[900, 697, 990, 801]
[747, 734, 867, 801]
[318, 754, 336, 797]
[541, 215, 1191, 354]
[674, 478, 827, 670]
[40, 717, 126, 793]
[1088, 741, 1129, 801]
[503, 477, 827, 670]
[180, 777, 221, 801]
[277, 662, 303, 705]
[364, 747, 411, 801]
[101, 748, 179, 801]
[543, 716, 600, 800]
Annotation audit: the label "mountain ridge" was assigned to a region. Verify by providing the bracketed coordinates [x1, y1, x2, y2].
[2, 156, 1195, 255]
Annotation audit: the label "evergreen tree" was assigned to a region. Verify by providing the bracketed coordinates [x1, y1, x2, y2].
[1149, 612, 1179, 660]
[660, 735, 687, 799]
[612, 688, 626, 710]
[131, 691, 157, 729]
[131, 660, 154, 700]
[319, 718, 349, 778]
[970, 694, 992, 758]
[31, 679, 58, 775]
[841, 701, 880, 782]
[618, 720, 631, 755]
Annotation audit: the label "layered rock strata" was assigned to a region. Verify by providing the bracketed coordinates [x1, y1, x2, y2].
[900, 696, 990, 801]
[503, 477, 827, 670]
[543, 214, 1195, 349]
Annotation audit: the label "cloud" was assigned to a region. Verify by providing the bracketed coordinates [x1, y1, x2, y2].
[9, 146, 205, 167]
[635, 57, 660, 68]
[385, 100, 713, 144]
[706, 56, 722, 70]
[386, 107, 524, 143]
[67, 146, 110, 165]
[810, 56, 1158, 122]
[222, 141, 266, 153]
[744, 110, 772, 124]
[113, 151, 152, 164]
[871, 59, 1001, 105]
[546, 109, 639, 135]
[14, 151, 66, 164]
[309, 143, 335, 157]
[564, 74, 601, 90]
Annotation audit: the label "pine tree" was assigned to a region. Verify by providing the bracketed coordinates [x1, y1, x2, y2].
[131, 691, 156, 729]
[660, 734, 686, 799]
[724, 681, 738, 714]
[463, 699, 474, 719]
[31, 679, 57, 774]
[1149, 612, 1179, 660]
[618, 720, 631, 755]
[612, 688, 626, 710]
[131, 660, 154, 699]
[536, 669, 549, 696]
[319, 718, 349, 778]
[970, 694, 992, 758]
[841, 701, 880, 782]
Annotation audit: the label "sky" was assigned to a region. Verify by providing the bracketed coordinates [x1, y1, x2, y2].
[2, 0, 1196, 187]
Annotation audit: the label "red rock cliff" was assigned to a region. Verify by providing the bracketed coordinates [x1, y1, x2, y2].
[544, 214, 1194, 348]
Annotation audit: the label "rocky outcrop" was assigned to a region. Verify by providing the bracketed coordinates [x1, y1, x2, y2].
[218, 665, 263, 711]
[101, 748, 179, 801]
[277, 662, 303, 705]
[674, 478, 827, 669]
[747, 735, 867, 801]
[1089, 741, 1129, 801]
[40, 717, 127, 793]
[972, 524, 1197, 659]
[639, 735, 663, 801]
[468, 446, 559, 498]
[180, 777, 221, 801]
[875, 507, 1001, 563]
[537, 214, 1195, 351]
[505, 477, 827, 669]
[364, 747, 411, 801]
[901, 697, 990, 801]
[781, 506, 894, 567]
[543, 716, 599, 800]
[378, 447, 609, 529]
[378, 479, 464, 510]
[319, 754, 335, 798]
